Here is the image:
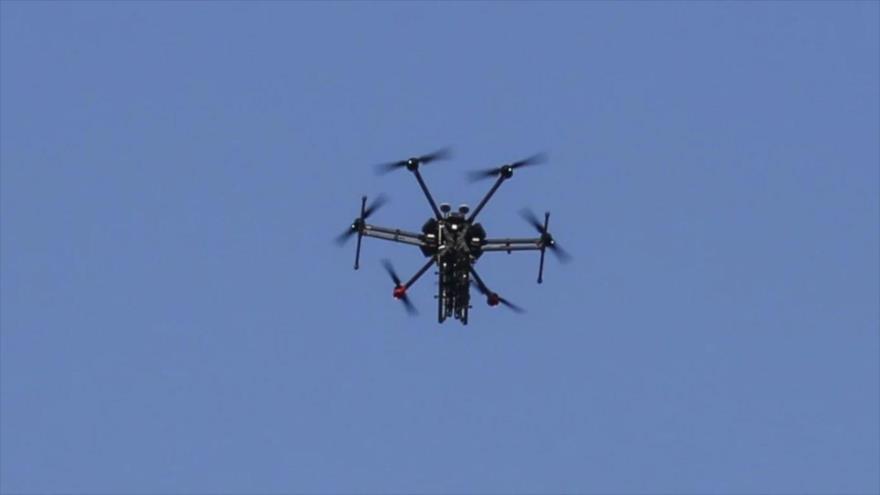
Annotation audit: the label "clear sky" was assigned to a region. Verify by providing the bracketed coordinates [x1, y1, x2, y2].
[1, 2, 878, 494]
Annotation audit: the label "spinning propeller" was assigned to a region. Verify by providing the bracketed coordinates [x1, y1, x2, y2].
[520, 208, 571, 283]
[381, 259, 417, 315]
[335, 194, 388, 269]
[471, 282, 525, 313]
[467, 153, 547, 181]
[375, 148, 452, 175]
[469, 268, 524, 313]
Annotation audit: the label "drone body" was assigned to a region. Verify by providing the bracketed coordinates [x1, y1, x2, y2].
[336, 149, 569, 325]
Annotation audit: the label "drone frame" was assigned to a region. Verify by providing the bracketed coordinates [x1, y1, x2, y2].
[339, 151, 566, 324]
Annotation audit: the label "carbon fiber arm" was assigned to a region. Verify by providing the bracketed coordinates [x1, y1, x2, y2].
[361, 224, 427, 248]
[480, 237, 544, 252]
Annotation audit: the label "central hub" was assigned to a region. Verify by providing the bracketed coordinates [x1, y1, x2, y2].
[419, 208, 487, 260]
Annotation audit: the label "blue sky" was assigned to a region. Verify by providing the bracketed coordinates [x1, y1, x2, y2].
[1, 2, 878, 494]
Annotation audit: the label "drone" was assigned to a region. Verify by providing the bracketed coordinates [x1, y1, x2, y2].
[336, 149, 570, 325]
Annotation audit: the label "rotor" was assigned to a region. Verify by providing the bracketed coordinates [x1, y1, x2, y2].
[467, 153, 547, 181]
[520, 208, 571, 283]
[334, 194, 388, 270]
[375, 148, 452, 175]
[381, 259, 418, 315]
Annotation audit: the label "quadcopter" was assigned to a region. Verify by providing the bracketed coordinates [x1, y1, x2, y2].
[335, 149, 570, 325]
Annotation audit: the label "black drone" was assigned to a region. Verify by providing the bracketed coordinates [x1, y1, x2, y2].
[336, 149, 570, 325]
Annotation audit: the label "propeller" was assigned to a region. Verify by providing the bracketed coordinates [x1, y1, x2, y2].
[520, 208, 571, 263]
[375, 148, 452, 175]
[381, 259, 417, 315]
[467, 152, 547, 181]
[470, 280, 525, 314]
[334, 194, 388, 246]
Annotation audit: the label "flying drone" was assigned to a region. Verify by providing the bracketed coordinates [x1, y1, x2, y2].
[335, 149, 570, 325]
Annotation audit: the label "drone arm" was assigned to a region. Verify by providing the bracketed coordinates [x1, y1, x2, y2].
[481, 245, 543, 252]
[466, 174, 506, 223]
[404, 258, 435, 289]
[468, 266, 490, 293]
[364, 224, 424, 239]
[481, 237, 544, 252]
[361, 224, 427, 247]
[412, 169, 443, 219]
